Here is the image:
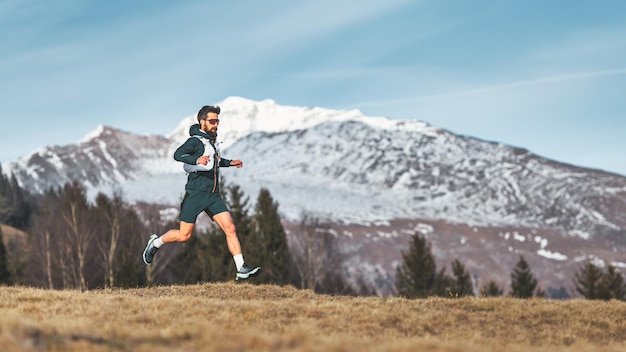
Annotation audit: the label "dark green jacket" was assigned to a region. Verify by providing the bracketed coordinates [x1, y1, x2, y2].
[174, 124, 232, 193]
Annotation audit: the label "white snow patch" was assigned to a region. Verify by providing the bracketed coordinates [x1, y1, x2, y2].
[513, 232, 526, 242]
[574, 255, 606, 268]
[537, 249, 567, 261]
[415, 223, 434, 234]
[569, 230, 591, 240]
[80, 125, 105, 143]
[611, 262, 626, 269]
[534, 236, 548, 249]
[98, 140, 118, 168]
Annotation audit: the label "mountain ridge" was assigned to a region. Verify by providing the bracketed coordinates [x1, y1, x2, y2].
[3, 97, 626, 295]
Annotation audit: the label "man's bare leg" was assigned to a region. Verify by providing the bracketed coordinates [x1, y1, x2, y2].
[213, 211, 260, 279]
[212, 211, 242, 256]
[161, 221, 195, 243]
[142, 221, 194, 265]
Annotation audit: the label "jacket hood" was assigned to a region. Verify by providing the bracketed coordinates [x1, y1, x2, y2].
[189, 124, 216, 140]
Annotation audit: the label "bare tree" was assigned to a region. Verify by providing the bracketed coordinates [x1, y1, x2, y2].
[60, 182, 96, 291]
[95, 192, 124, 288]
[28, 192, 62, 289]
[137, 203, 176, 285]
[291, 212, 340, 291]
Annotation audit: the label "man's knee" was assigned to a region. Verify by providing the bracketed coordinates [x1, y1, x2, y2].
[223, 222, 237, 236]
[179, 231, 192, 241]
[177, 222, 194, 242]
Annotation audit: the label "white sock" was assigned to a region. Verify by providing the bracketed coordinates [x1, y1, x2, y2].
[233, 254, 244, 271]
[153, 237, 164, 248]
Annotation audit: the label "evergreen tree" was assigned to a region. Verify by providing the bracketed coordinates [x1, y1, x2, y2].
[0, 165, 10, 224]
[449, 259, 474, 297]
[8, 174, 31, 229]
[510, 255, 538, 298]
[0, 167, 31, 230]
[250, 188, 292, 285]
[171, 183, 254, 285]
[599, 265, 626, 301]
[171, 231, 216, 283]
[226, 184, 251, 240]
[0, 228, 12, 285]
[480, 280, 504, 297]
[573, 260, 604, 300]
[395, 232, 438, 298]
[432, 267, 455, 297]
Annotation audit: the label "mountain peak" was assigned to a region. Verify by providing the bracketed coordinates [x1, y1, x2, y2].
[78, 125, 130, 144]
[5, 97, 626, 296]
[79, 125, 106, 144]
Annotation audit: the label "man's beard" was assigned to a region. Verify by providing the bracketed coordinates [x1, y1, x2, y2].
[202, 125, 218, 135]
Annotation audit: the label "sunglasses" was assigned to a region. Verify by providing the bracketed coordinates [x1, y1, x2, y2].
[205, 118, 219, 125]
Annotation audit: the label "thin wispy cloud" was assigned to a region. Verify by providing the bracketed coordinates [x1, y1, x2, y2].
[1, 1, 625, 176]
[354, 68, 626, 108]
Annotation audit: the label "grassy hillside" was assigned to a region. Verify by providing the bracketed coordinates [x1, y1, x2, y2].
[0, 223, 27, 244]
[1, 283, 625, 351]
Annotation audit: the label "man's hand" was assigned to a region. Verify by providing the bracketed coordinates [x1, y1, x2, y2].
[197, 155, 210, 165]
[230, 159, 243, 168]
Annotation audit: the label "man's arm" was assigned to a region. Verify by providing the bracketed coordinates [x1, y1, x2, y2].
[219, 157, 243, 168]
[174, 138, 202, 164]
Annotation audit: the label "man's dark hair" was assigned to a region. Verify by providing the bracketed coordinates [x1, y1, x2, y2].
[197, 105, 221, 122]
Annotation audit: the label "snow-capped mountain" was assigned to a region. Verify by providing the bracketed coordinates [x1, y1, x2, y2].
[4, 96, 626, 295]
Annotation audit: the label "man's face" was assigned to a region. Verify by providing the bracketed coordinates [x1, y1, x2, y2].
[200, 112, 219, 134]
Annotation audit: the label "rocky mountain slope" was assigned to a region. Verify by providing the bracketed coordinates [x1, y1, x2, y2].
[4, 97, 626, 295]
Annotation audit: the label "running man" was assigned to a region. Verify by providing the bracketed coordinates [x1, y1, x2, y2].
[142, 105, 260, 281]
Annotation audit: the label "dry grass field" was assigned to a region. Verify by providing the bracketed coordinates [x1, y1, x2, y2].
[1, 283, 625, 352]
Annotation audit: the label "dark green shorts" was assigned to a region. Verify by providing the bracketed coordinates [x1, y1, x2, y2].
[179, 190, 229, 223]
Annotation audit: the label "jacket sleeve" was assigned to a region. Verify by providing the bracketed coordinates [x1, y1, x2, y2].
[219, 158, 232, 167]
[174, 138, 202, 164]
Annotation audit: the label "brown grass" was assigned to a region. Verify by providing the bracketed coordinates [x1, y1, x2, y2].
[1, 283, 625, 351]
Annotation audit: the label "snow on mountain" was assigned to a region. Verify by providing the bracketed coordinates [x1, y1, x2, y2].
[4, 97, 626, 295]
[4, 125, 177, 196]
[167, 97, 438, 148]
[224, 118, 626, 240]
[4, 96, 626, 238]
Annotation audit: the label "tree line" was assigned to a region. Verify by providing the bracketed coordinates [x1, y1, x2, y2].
[1, 167, 624, 300]
[395, 232, 626, 300]
[0, 173, 360, 294]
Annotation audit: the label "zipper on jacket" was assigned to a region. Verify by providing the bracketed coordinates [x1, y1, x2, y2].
[210, 141, 218, 193]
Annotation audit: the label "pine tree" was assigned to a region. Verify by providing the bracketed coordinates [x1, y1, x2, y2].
[0, 228, 12, 285]
[395, 232, 438, 298]
[510, 255, 538, 298]
[432, 267, 454, 297]
[573, 260, 604, 300]
[449, 259, 474, 297]
[8, 174, 31, 230]
[599, 265, 626, 301]
[171, 229, 231, 284]
[0, 165, 11, 224]
[480, 280, 504, 297]
[226, 183, 253, 261]
[250, 188, 293, 285]
[0, 168, 31, 230]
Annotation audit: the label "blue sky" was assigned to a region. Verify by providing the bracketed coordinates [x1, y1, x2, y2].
[1, 0, 626, 176]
